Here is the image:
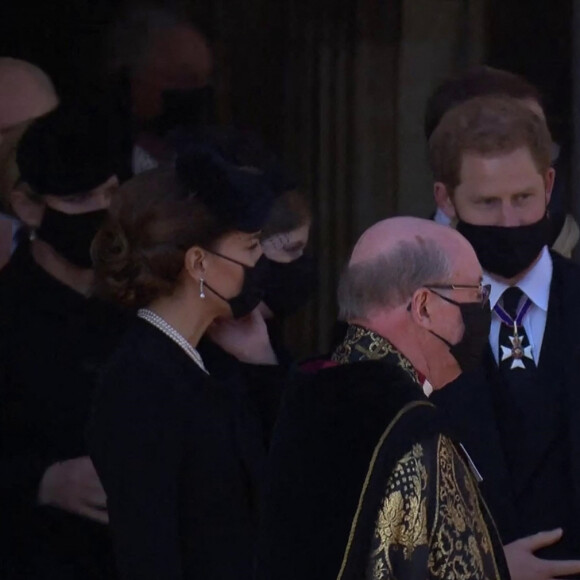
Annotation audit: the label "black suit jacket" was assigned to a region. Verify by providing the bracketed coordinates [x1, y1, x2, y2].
[432, 252, 580, 561]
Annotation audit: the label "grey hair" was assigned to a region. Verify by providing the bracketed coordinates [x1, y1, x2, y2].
[337, 236, 451, 320]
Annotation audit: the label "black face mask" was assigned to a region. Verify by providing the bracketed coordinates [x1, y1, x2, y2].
[36, 207, 108, 269]
[428, 292, 491, 373]
[456, 214, 550, 279]
[262, 255, 318, 318]
[148, 86, 216, 136]
[204, 253, 269, 319]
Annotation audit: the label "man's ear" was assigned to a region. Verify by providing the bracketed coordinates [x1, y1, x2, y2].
[408, 288, 435, 329]
[9, 185, 44, 228]
[184, 246, 207, 282]
[544, 167, 555, 207]
[433, 182, 456, 219]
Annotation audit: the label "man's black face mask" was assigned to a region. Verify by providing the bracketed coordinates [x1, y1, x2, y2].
[456, 213, 550, 279]
[426, 290, 491, 373]
[146, 86, 217, 136]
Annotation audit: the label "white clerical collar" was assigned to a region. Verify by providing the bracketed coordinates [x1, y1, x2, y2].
[422, 379, 433, 397]
[483, 245, 552, 312]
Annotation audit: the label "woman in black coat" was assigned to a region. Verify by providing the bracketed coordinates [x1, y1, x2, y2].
[89, 149, 279, 580]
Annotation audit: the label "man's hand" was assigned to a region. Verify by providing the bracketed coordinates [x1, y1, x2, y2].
[38, 456, 108, 524]
[505, 529, 580, 580]
[207, 307, 278, 365]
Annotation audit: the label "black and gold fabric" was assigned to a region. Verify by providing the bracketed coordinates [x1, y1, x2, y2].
[332, 325, 420, 383]
[256, 325, 510, 580]
[367, 436, 503, 579]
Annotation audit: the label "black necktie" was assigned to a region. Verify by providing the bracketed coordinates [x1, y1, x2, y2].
[498, 286, 536, 371]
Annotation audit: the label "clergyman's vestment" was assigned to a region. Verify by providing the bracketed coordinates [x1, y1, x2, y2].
[256, 325, 510, 580]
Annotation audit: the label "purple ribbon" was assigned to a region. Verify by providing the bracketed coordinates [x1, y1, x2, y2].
[493, 296, 532, 328]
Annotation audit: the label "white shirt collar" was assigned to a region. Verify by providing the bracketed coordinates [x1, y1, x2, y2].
[483, 245, 552, 312]
[433, 208, 452, 226]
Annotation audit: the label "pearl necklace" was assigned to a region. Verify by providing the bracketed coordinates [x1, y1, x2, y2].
[137, 309, 208, 374]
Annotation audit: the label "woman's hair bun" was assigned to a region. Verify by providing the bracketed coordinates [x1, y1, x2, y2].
[92, 167, 223, 309]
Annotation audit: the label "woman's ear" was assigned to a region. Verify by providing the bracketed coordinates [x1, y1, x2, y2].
[9, 185, 44, 228]
[184, 246, 207, 281]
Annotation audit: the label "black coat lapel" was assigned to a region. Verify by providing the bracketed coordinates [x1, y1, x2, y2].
[508, 254, 579, 496]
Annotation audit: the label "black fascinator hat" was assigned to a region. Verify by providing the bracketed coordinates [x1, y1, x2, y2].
[175, 145, 277, 233]
[172, 125, 297, 188]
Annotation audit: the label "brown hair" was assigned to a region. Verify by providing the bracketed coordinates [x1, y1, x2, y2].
[424, 65, 542, 140]
[92, 167, 229, 309]
[261, 190, 311, 240]
[428, 96, 553, 194]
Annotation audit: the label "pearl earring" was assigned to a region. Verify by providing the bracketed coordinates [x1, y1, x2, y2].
[199, 278, 206, 299]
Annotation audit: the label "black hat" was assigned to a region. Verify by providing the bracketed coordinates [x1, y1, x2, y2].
[176, 145, 277, 233]
[17, 104, 118, 197]
[172, 126, 298, 194]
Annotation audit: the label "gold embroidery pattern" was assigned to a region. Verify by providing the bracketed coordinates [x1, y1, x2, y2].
[367, 436, 502, 580]
[332, 325, 420, 385]
[427, 437, 499, 579]
[369, 444, 429, 576]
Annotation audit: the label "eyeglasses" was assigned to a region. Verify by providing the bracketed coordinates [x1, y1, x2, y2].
[425, 283, 491, 306]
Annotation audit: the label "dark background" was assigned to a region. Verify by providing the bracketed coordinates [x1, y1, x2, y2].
[0, 0, 573, 355]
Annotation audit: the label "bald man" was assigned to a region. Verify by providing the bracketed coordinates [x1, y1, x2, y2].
[256, 217, 509, 580]
[0, 58, 58, 137]
[0, 58, 58, 269]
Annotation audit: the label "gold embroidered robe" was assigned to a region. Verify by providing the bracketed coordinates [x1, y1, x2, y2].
[367, 436, 504, 579]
